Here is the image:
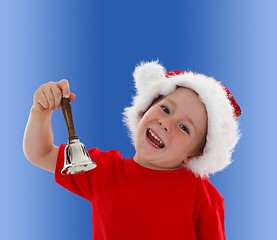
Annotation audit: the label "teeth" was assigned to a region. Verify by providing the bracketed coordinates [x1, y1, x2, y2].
[148, 129, 164, 146]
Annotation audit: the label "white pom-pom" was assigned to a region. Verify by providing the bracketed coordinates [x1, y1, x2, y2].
[133, 61, 166, 93]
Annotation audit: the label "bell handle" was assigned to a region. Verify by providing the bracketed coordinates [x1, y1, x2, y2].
[61, 97, 78, 142]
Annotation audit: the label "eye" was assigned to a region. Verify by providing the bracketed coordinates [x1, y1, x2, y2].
[179, 124, 190, 134]
[161, 105, 170, 115]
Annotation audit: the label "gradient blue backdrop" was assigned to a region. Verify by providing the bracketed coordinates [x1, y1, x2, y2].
[1, 0, 276, 239]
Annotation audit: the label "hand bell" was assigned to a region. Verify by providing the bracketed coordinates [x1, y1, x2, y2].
[60, 97, 97, 174]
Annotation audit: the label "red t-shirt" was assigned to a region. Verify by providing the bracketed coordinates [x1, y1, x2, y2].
[55, 144, 226, 240]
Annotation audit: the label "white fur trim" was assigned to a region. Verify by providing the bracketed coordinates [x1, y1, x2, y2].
[133, 61, 166, 94]
[123, 61, 241, 177]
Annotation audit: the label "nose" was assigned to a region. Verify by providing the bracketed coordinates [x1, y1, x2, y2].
[158, 119, 170, 133]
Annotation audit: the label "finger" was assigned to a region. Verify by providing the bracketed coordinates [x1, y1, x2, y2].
[41, 85, 56, 110]
[50, 85, 64, 109]
[34, 90, 49, 110]
[57, 79, 71, 98]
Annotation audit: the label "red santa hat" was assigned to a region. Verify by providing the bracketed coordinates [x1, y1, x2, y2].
[123, 61, 241, 177]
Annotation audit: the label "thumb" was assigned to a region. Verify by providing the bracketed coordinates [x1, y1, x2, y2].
[69, 92, 77, 102]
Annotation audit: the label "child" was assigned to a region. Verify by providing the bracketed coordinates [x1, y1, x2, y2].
[23, 61, 241, 240]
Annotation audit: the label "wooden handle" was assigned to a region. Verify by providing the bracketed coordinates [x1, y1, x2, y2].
[61, 97, 78, 142]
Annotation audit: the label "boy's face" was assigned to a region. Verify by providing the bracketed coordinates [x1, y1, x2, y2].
[133, 87, 207, 170]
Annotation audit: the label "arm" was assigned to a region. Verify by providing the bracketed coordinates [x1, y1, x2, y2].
[195, 199, 226, 240]
[23, 79, 76, 173]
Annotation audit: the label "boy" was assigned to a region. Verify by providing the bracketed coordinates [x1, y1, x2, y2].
[23, 61, 241, 239]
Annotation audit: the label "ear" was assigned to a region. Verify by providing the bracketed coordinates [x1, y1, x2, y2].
[183, 158, 190, 164]
[133, 61, 166, 94]
[185, 151, 203, 164]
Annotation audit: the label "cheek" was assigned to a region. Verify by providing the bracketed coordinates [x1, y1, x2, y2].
[135, 118, 150, 142]
[174, 131, 188, 142]
[172, 133, 192, 151]
[138, 109, 160, 127]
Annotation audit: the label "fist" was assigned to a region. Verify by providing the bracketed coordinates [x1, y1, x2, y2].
[33, 79, 76, 112]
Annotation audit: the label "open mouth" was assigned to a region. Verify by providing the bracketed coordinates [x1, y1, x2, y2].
[146, 128, 165, 149]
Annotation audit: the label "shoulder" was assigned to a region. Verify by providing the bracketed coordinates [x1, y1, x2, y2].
[177, 169, 224, 203]
[195, 176, 224, 207]
[182, 169, 223, 197]
[87, 148, 126, 174]
[88, 148, 123, 161]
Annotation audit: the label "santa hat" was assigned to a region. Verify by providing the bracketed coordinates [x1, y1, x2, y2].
[123, 61, 241, 177]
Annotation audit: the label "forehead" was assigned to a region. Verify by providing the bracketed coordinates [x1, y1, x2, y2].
[164, 87, 202, 106]
[163, 87, 207, 127]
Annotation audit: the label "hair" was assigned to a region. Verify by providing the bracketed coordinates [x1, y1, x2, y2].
[139, 94, 165, 118]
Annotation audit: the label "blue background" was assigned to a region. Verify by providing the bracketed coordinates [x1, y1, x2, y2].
[1, 0, 276, 239]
